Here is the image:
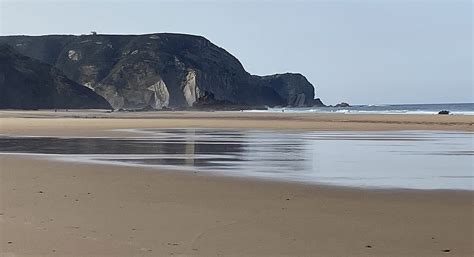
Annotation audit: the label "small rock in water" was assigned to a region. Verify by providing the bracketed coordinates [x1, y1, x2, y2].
[438, 110, 450, 115]
[335, 102, 351, 108]
[441, 249, 451, 253]
[365, 245, 372, 248]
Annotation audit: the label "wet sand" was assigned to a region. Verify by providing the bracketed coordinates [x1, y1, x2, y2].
[1, 155, 473, 257]
[1, 129, 472, 190]
[1, 111, 473, 256]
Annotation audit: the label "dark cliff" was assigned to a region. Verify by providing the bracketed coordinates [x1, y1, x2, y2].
[0, 44, 111, 109]
[0, 33, 323, 109]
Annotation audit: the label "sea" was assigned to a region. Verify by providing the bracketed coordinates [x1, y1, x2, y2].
[249, 103, 474, 115]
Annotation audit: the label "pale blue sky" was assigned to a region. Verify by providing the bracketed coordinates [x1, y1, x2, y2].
[1, 0, 472, 105]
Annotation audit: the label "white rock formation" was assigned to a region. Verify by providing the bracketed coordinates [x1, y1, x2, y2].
[147, 79, 170, 109]
[84, 82, 94, 90]
[182, 70, 201, 106]
[68, 50, 81, 61]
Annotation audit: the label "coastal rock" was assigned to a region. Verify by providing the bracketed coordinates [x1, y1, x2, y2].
[67, 50, 81, 61]
[182, 70, 201, 106]
[312, 98, 325, 106]
[438, 110, 450, 115]
[147, 79, 170, 109]
[254, 73, 317, 107]
[0, 33, 322, 109]
[0, 44, 111, 109]
[335, 102, 351, 108]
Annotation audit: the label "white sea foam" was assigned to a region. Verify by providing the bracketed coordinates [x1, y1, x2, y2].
[246, 104, 474, 115]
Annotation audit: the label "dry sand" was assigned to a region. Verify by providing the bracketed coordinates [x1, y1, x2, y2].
[0, 110, 473, 137]
[0, 111, 473, 257]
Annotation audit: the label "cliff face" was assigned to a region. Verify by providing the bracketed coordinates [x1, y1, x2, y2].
[0, 44, 111, 109]
[0, 33, 323, 109]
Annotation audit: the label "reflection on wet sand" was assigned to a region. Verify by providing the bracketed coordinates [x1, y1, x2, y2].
[0, 129, 472, 190]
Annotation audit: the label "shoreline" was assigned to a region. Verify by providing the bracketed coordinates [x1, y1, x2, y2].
[1, 152, 472, 193]
[1, 111, 473, 138]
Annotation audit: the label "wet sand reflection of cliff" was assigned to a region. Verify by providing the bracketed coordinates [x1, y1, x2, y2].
[0, 129, 472, 189]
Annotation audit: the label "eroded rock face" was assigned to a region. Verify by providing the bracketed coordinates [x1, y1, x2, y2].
[68, 50, 81, 61]
[79, 65, 99, 88]
[0, 33, 324, 109]
[182, 70, 201, 107]
[0, 44, 111, 109]
[254, 73, 316, 107]
[147, 79, 170, 109]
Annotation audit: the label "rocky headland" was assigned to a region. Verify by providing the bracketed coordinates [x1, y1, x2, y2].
[0, 33, 323, 110]
[0, 44, 111, 109]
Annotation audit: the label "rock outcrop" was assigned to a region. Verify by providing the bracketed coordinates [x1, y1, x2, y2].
[0, 33, 323, 109]
[334, 102, 351, 108]
[0, 44, 111, 109]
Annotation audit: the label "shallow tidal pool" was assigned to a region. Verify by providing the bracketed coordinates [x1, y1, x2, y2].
[0, 128, 472, 190]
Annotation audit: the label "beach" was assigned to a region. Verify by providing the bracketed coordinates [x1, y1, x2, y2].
[1, 111, 473, 257]
[0, 110, 473, 136]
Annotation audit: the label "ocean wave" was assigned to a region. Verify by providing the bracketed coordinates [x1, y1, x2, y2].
[244, 103, 474, 115]
[246, 109, 474, 115]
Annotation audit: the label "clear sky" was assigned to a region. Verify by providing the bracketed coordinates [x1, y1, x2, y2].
[1, 0, 472, 105]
